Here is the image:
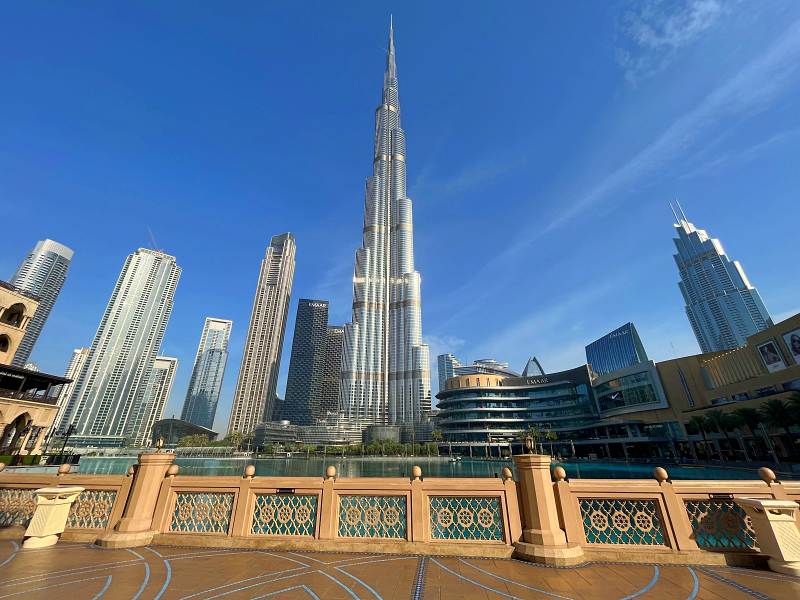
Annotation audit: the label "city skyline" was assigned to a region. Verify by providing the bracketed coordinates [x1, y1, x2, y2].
[3, 4, 800, 431]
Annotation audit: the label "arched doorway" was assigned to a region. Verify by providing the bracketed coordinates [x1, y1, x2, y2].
[0, 413, 32, 454]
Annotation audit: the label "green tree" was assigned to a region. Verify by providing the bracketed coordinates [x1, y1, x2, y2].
[733, 407, 762, 436]
[177, 434, 211, 447]
[760, 399, 796, 456]
[706, 410, 739, 456]
[788, 391, 800, 424]
[686, 415, 719, 460]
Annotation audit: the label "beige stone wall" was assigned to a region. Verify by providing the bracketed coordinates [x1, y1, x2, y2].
[0, 286, 38, 366]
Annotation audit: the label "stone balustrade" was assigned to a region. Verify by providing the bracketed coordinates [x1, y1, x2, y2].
[1, 455, 798, 566]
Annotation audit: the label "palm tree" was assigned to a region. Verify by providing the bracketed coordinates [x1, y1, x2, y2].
[733, 408, 762, 436]
[788, 391, 800, 424]
[760, 399, 796, 458]
[686, 415, 720, 460]
[706, 410, 739, 458]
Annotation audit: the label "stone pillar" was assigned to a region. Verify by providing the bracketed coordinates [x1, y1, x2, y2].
[736, 498, 800, 576]
[96, 452, 175, 548]
[513, 454, 583, 565]
[30, 428, 47, 455]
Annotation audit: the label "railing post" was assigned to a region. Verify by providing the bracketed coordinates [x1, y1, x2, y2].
[318, 465, 337, 540]
[96, 451, 175, 548]
[552, 467, 583, 544]
[231, 465, 255, 537]
[502, 466, 522, 544]
[513, 454, 583, 565]
[410, 465, 424, 542]
[653, 467, 698, 551]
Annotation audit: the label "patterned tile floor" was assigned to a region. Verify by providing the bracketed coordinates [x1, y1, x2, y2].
[1, 541, 799, 599]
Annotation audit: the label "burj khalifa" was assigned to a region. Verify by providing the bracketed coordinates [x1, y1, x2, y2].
[340, 21, 431, 425]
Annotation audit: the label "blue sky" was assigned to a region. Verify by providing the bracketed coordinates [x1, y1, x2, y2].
[2, 2, 799, 433]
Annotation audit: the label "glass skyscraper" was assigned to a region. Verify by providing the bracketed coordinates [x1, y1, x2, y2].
[9, 239, 73, 367]
[671, 204, 772, 353]
[281, 300, 330, 425]
[181, 317, 232, 429]
[57, 248, 181, 446]
[340, 22, 431, 425]
[228, 233, 296, 435]
[129, 356, 178, 447]
[437, 353, 461, 392]
[585, 322, 649, 376]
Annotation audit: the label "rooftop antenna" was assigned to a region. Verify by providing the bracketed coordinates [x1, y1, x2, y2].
[669, 201, 680, 224]
[147, 227, 163, 253]
[675, 199, 688, 222]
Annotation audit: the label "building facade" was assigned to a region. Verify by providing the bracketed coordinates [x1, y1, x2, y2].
[57, 248, 181, 447]
[181, 317, 232, 429]
[129, 356, 178, 446]
[9, 239, 73, 367]
[437, 354, 461, 392]
[340, 23, 431, 426]
[280, 300, 330, 425]
[672, 204, 772, 353]
[228, 233, 296, 435]
[320, 326, 344, 420]
[585, 322, 648, 376]
[51, 347, 90, 435]
[0, 281, 39, 366]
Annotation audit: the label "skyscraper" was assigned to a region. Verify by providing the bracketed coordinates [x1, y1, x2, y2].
[57, 248, 181, 445]
[181, 318, 233, 429]
[51, 347, 90, 435]
[586, 323, 648, 376]
[281, 300, 329, 425]
[320, 326, 344, 420]
[228, 233, 296, 435]
[671, 204, 772, 353]
[437, 353, 461, 392]
[9, 239, 73, 367]
[129, 356, 178, 446]
[340, 22, 431, 425]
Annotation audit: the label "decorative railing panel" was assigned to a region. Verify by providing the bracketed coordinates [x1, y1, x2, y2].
[251, 494, 318, 537]
[170, 491, 234, 534]
[67, 489, 118, 529]
[337, 495, 407, 539]
[0, 488, 37, 528]
[684, 499, 758, 550]
[429, 496, 504, 542]
[578, 498, 666, 545]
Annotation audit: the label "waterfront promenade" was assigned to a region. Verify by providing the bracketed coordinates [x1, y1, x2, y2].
[2, 541, 798, 599]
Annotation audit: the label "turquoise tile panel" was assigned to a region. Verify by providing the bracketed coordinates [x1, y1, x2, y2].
[169, 491, 234, 534]
[337, 495, 407, 539]
[0, 488, 37, 528]
[67, 489, 118, 529]
[429, 496, 504, 542]
[251, 494, 318, 537]
[579, 498, 666, 545]
[684, 499, 758, 550]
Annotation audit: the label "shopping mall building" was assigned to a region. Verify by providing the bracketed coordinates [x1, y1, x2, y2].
[435, 313, 800, 460]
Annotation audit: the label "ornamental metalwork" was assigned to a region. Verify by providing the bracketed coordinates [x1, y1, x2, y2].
[0, 488, 37, 527]
[684, 499, 758, 550]
[169, 492, 234, 534]
[67, 489, 117, 529]
[337, 495, 407, 539]
[579, 498, 666, 545]
[429, 496, 504, 542]
[251, 494, 318, 537]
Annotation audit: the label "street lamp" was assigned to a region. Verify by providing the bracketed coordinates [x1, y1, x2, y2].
[59, 423, 76, 459]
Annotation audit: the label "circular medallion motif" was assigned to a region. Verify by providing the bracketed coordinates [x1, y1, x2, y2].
[178, 502, 192, 522]
[212, 502, 228, 522]
[365, 507, 381, 527]
[261, 503, 276, 523]
[75, 501, 92, 519]
[477, 508, 494, 528]
[437, 508, 454, 528]
[92, 501, 110, 521]
[590, 511, 609, 531]
[457, 508, 474, 528]
[634, 511, 653, 532]
[278, 505, 293, 524]
[612, 511, 631, 531]
[346, 506, 362, 526]
[296, 505, 311, 524]
[383, 506, 400, 527]
[194, 502, 210, 521]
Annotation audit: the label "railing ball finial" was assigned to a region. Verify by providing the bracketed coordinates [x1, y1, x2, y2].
[501, 466, 513, 482]
[652, 466, 669, 484]
[166, 464, 180, 478]
[0, 462, 5, 473]
[411, 465, 422, 481]
[126, 465, 135, 477]
[758, 466, 777, 485]
[325, 465, 336, 480]
[552, 466, 566, 482]
[523, 436, 534, 454]
[243, 464, 256, 479]
[57, 463, 72, 476]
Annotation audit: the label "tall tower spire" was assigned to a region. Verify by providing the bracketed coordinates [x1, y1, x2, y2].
[341, 23, 431, 426]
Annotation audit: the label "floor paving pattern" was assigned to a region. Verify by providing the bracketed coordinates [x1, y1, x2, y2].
[1, 541, 798, 599]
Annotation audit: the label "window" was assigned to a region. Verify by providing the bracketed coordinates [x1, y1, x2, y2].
[0, 335, 9, 353]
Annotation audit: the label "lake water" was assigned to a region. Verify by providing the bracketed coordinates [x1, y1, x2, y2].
[74, 455, 786, 480]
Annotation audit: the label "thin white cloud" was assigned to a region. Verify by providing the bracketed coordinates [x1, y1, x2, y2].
[411, 156, 525, 201]
[617, 0, 726, 84]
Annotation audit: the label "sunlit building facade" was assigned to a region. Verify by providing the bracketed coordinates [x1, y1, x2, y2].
[181, 317, 232, 429]
[585, 322, 648, 376]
